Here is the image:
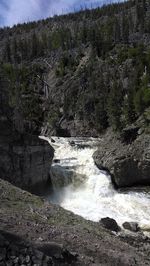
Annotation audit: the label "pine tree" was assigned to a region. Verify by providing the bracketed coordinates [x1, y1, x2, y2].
[31, 32, 39, 58]
[90, 27, 102, 57]
[5, 40, 11, 62]
[114, 17, 121, 42]
[122, 91, 136, 126]
[122, 14, 129, 43]
[107, 82, 123, 130]
[95, 98, 108, 131]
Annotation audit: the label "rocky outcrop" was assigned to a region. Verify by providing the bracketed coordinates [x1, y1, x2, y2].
[0, 87, 54, 193]
[0, 130, 54, 193]
[93, 128, 150, 188]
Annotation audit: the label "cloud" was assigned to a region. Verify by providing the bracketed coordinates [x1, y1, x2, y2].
[0, 0, 47, 27]
[0, 0, 124, 28]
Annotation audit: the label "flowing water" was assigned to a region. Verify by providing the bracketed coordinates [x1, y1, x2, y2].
[40, 136, 150, 231]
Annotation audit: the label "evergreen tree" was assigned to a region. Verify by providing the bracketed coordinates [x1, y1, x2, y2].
[95, 98, 108, 131]
[90, 27, 102, 57]
[122, 90, 136, 126]
[107, 82, 123, 130]
[31, 32, 39, 58]
[114, 17, 121, 42]
[122, 14, 129, 43]
[5, 40, 11, 62]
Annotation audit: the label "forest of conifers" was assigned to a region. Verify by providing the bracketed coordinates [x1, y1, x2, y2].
[0, 0, 150, 135]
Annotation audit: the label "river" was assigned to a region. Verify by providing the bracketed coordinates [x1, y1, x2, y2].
[40, 136, 150, 231]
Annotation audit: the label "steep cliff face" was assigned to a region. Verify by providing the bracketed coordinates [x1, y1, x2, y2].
[0, 132, 54, 192]
[93, 125, 150, 188]
[0, 75, 54, 193]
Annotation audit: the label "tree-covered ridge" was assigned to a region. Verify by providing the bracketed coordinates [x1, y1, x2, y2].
[1, 0, 150, 62]
[0, 0, 150, 135]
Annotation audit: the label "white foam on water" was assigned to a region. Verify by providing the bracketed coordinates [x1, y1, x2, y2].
[40, 136, 150, 230]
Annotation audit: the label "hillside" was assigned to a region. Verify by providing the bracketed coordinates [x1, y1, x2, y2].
[0, 1, 150, 265]
[1, 177, 150, 265]
[0, 0, 150, 137]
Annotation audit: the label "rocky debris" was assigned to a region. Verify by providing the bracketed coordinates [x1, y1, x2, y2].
[0, 231, 52, 266]
[36, 242, 78, 264]
[93, 128, 150, 188]
[118, 230, 150, 252]
[100, 217, 121, 232]
[0, 231, 78, 266]
[122, 222, 139, 232]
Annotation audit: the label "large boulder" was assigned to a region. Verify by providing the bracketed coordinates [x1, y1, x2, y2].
[100, 217, 120, 232]
[122, 222, 139, 232]
[0, 131, 54, 193]
[93, 128, 150, 188]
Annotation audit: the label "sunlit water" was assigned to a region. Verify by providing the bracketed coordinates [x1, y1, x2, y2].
[40, 136, 150, 231]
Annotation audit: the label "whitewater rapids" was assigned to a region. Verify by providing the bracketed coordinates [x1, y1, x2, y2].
[40, 136, 150, 231]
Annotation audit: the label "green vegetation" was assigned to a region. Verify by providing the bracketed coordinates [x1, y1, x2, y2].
[1, 63, 44, 132]
[55, 53, 79, 77]
[0, 0, 150, 134]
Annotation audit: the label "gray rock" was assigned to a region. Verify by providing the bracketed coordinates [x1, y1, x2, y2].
[35, 242, 64, 257]
[100, 217, 121, 232]
[13, 257, 19, 264]
[53, 159, 60, 163]
[93, 128, 150, 188]
[19, 254, 25, 264]
[0, 88, 54, 194]
[122, 222, 139, 232]
[25, 255, 30, 263]
[0, 132, 54, 193]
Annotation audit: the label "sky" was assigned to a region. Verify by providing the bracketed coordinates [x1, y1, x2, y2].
[0, 0, 124, 28]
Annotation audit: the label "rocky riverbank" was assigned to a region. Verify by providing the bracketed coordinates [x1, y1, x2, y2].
[1, 178, 150, 265]
[93, 125, 150, 188]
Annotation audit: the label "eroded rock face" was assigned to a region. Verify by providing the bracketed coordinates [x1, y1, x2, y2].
[0, 88, 54, 193]
[93, 129, 150, 188]
[0, 131, 54, 192]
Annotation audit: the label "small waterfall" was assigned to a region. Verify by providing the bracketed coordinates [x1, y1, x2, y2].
[40, 136, 150, 231]
[50, 163, 86, 189]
